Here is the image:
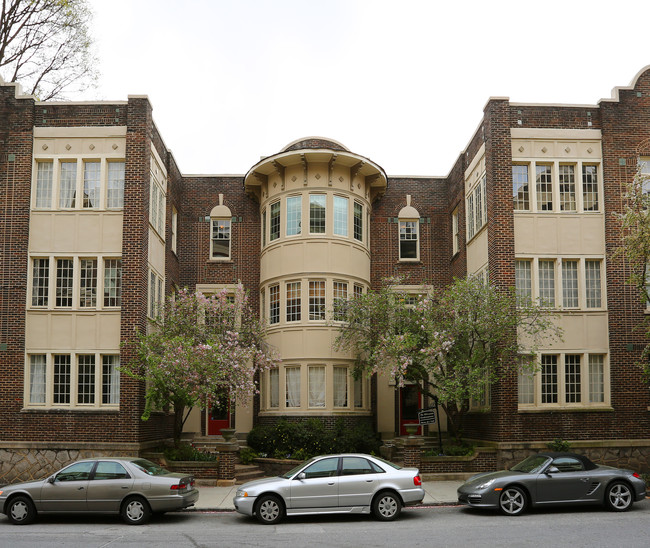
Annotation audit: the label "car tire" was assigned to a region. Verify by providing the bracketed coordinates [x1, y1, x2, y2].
[7, 495, 37, 525]
[372, 491, 402, 521]
[605, 481, 633, 512]
[121, 496, 152, 525]
[498, 486, 527, 516]
[255, 494, 284, 525]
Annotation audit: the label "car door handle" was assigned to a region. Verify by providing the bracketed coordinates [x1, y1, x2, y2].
[121, 486, 130, 489]
[580, 478, 590, 482]
[365, 480, 373, 483]
[77, 487, 85, 491]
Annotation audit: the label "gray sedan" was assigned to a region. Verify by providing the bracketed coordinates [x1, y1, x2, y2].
[234, 453, 425, 524]
[0, 457, 199, 525]
[457, 452, 647, 516]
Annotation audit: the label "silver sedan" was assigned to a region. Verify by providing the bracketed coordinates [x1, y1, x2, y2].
[457, 452, 647, 516]
[0, 457, 199, 525]
[234, 453, 425, 524]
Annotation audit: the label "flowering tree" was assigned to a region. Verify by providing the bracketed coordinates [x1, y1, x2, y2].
[121, 286, 280, 445]
[336, 277, 559, 440]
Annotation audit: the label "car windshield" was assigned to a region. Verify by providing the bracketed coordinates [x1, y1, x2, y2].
[280, 458, 315, 479]
[509, 455, 550, 474]
[130, 458, 170, 476]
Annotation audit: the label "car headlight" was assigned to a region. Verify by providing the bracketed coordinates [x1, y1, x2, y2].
[476, 478, 496, 490]
[236, 490, 248, 498]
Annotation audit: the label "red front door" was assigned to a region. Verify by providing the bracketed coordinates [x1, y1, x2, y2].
[399, 385, 422, 436]
[207, 396, 230, 436]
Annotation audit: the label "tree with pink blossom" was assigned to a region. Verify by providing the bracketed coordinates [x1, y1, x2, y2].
[121, 286, 280, 445]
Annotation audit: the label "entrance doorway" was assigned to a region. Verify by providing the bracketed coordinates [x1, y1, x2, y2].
[399, 384, 422, 436]
[207, 395, 230, 436]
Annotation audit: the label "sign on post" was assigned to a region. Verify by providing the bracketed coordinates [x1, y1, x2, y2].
[418, 407, 436, 425]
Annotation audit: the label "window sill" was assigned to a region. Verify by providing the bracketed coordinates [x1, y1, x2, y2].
[208, 258, 233, 263]
[398, 259, 421, 264]
[517, 406, 614, 413]
[21, 407, 120, 413]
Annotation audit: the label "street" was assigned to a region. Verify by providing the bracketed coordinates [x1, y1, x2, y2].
[0, 504, 649, 547]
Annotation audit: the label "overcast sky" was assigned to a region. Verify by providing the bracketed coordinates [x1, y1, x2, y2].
[87, 0, 650, 177]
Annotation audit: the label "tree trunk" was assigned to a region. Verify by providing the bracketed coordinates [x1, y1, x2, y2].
[173, 402, 185, 447]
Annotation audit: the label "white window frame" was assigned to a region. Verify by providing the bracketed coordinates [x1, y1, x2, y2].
[25, 352, 120, 409]
[399, 219, 419, 261]
[210, 218, 231, 260]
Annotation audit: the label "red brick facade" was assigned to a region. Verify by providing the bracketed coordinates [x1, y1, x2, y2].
[1, 68, 650, 453]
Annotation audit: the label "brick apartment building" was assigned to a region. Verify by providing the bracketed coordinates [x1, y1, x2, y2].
[1, 66, 650, 474]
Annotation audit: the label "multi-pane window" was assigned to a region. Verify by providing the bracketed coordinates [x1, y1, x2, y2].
[399, 221, 418, 260]
[104, 259, 122, 307]
[561, 260, 579, 308]
[334, 366, 348, 407]
[466, 193, 475, 240]
[149, 168, 166, 237]
[354, 375, 363, 408]
[353, 202, 363, 242]
[171, 208, 178, 253]
[59, 161, 77, 208]
[32, 258, 49, 306]
[269, 368, 279, 408]
[333, 281, 348, 321]
[541, 355, 558, 404]
[286, 282, 301, 322]
[536, 165, 553, 211]
[334, 196, 348, 236]
[512, 165, 530, 210]
[585, 260, 602, 308]
[27, 353, 120, 408]
[102, 355, 120, 405]
[354, 284, 363, 298]
[309, 194, 326, 234]
[517, 357, 535, 405]
[83, 162, 101, 208]
[309, 366, 326, 408]
[515, 260, 532, 303]
[80, 259, 98, 308]
[29, 355, 47, 404]
[639, 158, 650, 195]
[77, 355, 96, 404]
[35, 162, 53, 208]
[558, 165, 576, 211]
[262, 208, 267, 246]
[452, 208, 460, 255]
[211, 219, 231, 259]
[270, 202, 280, 241]
[53, 354, 71, 404]
[588, 355, 605, 403]
[582, 165, 599, 211]
[309, 281, 326, 320]
[269, 284, 280, 325]
[107, 162, 125, 208]
[521, 353, 608, 407]
[286, 196, 301, 236]
[538, 260, 555, 306]
[286, 367, 301, 407]
[148, 269, 164, 319]
[565, 355, 581, 403]
[56, 259, 74, 307]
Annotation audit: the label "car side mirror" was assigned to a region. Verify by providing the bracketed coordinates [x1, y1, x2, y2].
[546, 466, 560, 475]
[47, 475, 56, 484]
[297, 472, 306, 480]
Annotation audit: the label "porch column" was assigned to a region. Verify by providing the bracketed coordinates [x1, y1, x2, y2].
[403, 437, 424, 470]
[216, 442, 238, 486]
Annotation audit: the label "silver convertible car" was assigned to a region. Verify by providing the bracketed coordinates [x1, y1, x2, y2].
[457, 452, 647, 516]
[0, 457, 199, 525]
[234, 453, 425, 524]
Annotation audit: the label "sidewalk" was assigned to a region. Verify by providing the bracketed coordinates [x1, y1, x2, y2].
[190, 480, 462, 511]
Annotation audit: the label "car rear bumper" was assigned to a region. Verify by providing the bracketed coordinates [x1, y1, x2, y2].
[401, 487, 426, 506]
[148, 489, 199, 512]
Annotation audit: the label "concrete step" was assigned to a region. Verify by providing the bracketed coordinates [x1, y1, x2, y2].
[235, 463, 265, 485]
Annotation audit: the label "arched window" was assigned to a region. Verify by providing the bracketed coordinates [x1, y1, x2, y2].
[398, 195, 419, 261]
[210, 194, 232, 260]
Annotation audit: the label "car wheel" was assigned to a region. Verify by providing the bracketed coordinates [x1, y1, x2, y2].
[7, 495, 37, 525]
[499, 486, 527, 516]
[121, 496, 152, 525]
[605, 482, 633, 512]
[372, 491, 402, 521]
[255, 495, 284, 525]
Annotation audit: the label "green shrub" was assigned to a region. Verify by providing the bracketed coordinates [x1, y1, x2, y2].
[164, 443, 219, 462]
[547, 438, 571, 452]
[238, 447, 259, 465]
[442, 443, 474, 456]
[246, 419, 381, 459]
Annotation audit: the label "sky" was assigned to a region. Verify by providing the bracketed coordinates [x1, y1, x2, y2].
[86, 0, 650, 177]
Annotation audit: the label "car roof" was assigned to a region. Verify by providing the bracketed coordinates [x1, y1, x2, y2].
[536, 452, 598, 470]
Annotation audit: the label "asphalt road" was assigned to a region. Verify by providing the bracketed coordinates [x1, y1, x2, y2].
[0, 504, 649, 547]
